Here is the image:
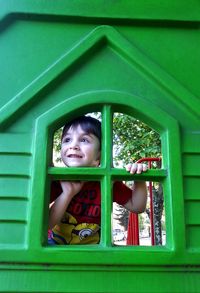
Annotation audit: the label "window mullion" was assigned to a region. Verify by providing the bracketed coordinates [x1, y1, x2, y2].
[100, 105, 113, 246]
[100, 175, 112, 247]
[101, 105, 113, 168]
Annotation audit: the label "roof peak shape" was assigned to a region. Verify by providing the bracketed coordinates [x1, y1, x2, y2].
[0, 25, 199, 129]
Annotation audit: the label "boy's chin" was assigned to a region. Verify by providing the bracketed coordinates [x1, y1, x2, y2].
[68, 164, 85, 167]
[64, 161, 87, 167]
[62, 159, 98, 167]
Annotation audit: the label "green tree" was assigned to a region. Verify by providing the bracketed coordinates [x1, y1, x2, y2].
[113, 113, 161, 165]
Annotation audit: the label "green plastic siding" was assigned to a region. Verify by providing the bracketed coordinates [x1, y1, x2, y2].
[1, 266, 200, 293]
[0, 133, 31, 248]
[0, 1, 200, 292]
[182, 132, 200, 252]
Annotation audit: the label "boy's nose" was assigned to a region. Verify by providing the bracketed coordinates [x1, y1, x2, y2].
[69, 145, 79, 150]
[69, 140, 80, 150]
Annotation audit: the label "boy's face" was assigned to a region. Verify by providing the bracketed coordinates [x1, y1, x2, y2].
[61, 125, 100, 167]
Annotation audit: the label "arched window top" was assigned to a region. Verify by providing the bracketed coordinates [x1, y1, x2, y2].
[36, 90, 178, 135]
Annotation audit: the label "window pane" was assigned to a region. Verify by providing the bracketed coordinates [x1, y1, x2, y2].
[112, 113, 163, 246]
[112, 181, 166, 246]
[113, 112, 161, 167]
[48, 180, 101, 245]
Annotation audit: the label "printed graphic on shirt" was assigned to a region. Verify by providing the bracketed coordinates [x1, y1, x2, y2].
[67, 187, 101, 224]
[50, 212, 100, 245]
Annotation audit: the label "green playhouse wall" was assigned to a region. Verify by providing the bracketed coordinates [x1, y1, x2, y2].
[0, 1, 200, 292]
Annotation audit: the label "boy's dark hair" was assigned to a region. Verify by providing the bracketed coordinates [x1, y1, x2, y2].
[62, 116, 101, 148]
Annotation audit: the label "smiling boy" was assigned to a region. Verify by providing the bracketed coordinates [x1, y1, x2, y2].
[48, 116, 147, 245]
[61, 124, 100, 168]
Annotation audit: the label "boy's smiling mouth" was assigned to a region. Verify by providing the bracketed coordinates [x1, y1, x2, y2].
[67, 154, 83, 158]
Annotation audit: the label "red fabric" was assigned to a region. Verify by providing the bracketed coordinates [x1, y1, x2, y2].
[50, 181, 62, 202]
[50, 181, 132, 225]
[113, 181, 132, 205]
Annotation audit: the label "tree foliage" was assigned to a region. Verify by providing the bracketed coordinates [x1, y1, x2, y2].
[113, 113, 161, 165]
[53, 128, 62, 160]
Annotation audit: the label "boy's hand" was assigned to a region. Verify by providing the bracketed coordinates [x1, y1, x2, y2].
[125, 163, 148, 174]
[60, 181, 84, 198]
[123, 163, 148, 213]
[49, 181, 84, 229]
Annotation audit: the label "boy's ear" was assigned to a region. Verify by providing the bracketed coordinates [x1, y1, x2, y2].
[93, 160, 100, 167]
[94, 151, 101, 166]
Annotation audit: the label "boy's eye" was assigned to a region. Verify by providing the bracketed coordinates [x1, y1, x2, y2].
[81, 137, 89, 143]
[63, 137, 71, 143]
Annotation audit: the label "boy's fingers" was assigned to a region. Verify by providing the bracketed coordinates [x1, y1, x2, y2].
[136, 163, 148, 173]
[143, 163, 148, 171]
[126, 163, 148, 174]
[136, 163, 142, 174]
[125, 164, 132, 171]
[130, 163, 137, 174]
